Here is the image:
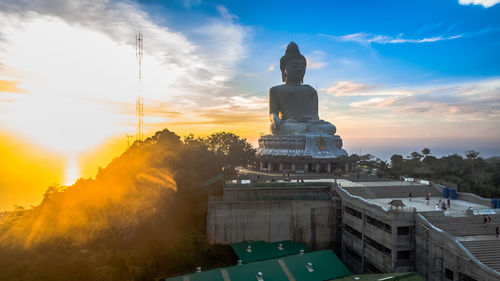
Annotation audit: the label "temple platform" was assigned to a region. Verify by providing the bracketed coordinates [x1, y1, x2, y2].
[256, 134, 348, 173]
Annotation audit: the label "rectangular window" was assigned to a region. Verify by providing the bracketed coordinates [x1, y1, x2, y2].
[365, 260, 383, 273]
[344, 245, 362, 263]
[397, 250, 410, 260]
[397, 226, 410, 235]
[344, 224, 362, 239]
[367, 215, 392, 233]
[365, 236, 392, 255]
[445, 268, 454, 280]
[345, 206, 362, 219]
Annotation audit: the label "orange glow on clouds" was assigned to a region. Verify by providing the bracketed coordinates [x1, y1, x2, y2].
[0, 132, 65, 211]
[0, 80, 25, 94]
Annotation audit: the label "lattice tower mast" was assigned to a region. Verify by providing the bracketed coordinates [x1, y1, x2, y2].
[136, 31, 144, 141]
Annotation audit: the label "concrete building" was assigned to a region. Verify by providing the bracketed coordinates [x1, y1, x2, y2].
[336, 179, 500, 281]
[416, 212, 500, 281]
[208, 177, 500, 280]
[207, 182, 342, 250]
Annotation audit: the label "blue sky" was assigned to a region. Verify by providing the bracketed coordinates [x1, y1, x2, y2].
[141, 0, 500, 79]
[0, 0, 499, 159]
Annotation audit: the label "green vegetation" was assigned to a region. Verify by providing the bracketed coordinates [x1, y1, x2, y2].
[0, 129, 254, 281]
[345, 149, 500, 198]
[383, 149, 500, 198]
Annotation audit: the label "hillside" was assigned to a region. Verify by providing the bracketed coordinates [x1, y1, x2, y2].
[0, 129, 252, 281]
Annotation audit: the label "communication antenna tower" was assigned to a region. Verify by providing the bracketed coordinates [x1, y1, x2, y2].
[136, 31, 144, 141]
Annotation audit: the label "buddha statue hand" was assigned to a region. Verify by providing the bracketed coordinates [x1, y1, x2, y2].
[270, 113, 281, 131]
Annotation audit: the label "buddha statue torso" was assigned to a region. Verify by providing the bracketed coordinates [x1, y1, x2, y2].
[270, 84, 318, 122]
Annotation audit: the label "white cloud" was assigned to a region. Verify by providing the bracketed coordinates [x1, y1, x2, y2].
[306, 59, 327, 69]
[335, 32, 462, 45]
[324, 81, 379, 96]
[345, 78, 500, 119]
[459, 0, 500, 8]
[305, 50, 328, 69]
[267, 65, 275, 72]
[0, 0, 250, 153]
[350, 97, 397, 108]
[216, 5, 239, 21]
[322, 81, 411, 97]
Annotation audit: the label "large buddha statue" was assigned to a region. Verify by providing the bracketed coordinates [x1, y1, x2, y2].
[257, 42, 347, 173]
[269, 42, 336, 135]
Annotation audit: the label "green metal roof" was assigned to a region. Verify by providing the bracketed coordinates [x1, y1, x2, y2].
[188, 269, 225, 281]
[163, 268, 225, 281]
[284, 249, 350, 280]
[225, 259, 290, 281]
[330, 272, 424, 281]
[231, 240, 309, 263]
[226, 182, 332, 188]
[164, 249, 351, 281]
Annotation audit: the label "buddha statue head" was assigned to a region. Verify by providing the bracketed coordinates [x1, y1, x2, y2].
[280, 42, 307, 84]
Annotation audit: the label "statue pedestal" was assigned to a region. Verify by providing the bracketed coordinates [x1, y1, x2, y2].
[257, 133, 347, 173]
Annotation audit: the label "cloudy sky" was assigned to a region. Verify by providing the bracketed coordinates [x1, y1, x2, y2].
[0, 0, 499, 209]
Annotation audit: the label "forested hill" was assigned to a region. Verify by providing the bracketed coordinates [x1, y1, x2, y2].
[348, 150, 500, 198]
[0, 129, 254, 281]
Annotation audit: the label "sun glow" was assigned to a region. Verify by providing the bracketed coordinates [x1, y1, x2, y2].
[0, 15, 186, 157]
[64, 156, 80, 186]
[0, 17, 139, 154]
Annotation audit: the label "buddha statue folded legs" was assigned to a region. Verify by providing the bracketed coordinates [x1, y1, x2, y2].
[270, 119, 336, 135]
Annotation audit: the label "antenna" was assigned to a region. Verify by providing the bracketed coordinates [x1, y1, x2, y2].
[136, 31, 144, 142]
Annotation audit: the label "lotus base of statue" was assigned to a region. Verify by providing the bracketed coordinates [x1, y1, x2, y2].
[256, 133, 347, 173]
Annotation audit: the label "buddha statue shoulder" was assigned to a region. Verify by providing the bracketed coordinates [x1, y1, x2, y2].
[269, 42, 336, 136]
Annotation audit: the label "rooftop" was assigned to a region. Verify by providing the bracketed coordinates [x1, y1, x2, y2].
[460, 240, 500, 272]
[331, 272, 424, 281]
[231, 240, 309, 264]
[225, 182, 332, 189]
[338, 179, 489, 215]
[339, 179, 500, 275]
[164, 250, 350, 281]
[424, 214, 500, 236]
[423, 214, 500, 272]
[342, 185, 436, 199]
[368, 197, 488, 216]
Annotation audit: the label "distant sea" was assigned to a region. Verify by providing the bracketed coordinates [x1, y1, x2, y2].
[343, 138, 500, 161]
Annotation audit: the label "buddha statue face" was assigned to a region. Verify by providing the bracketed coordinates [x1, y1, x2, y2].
[284, 58, 306, 84]
[280, 42, 307, 84]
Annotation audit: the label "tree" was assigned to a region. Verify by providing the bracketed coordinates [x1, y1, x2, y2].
[422, 155, 437, 166]
[390, 154, 403, 168]
[202, 132, 256, 170]
[410, 151, 423, 161]
[422, 148, 431, 158]
[465, 150, 479, 160]
[466, 150, 480, 173]
[360, 154, 374, 161]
